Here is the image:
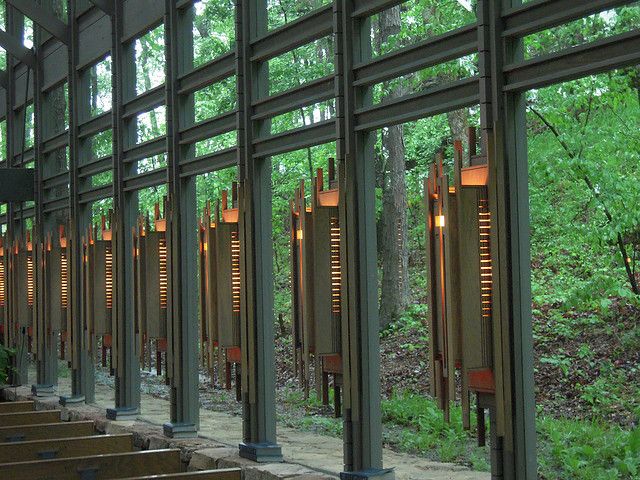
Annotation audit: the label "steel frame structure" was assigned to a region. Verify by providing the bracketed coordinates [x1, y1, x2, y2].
[0, 0, 637, 477]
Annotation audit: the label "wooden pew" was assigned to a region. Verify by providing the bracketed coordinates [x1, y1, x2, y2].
[0, 420, 95, 443]
[0, 410, 60, 426]
[0, 401, 34, 413]
[120, 470, 241, 480]
[0, 434, 133, 463]
[0, 449, 183, 479]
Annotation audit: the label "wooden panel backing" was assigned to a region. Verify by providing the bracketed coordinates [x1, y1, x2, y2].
[0, 434, 133, 463]
[459, 187, 493, 372]
[0, 421, 95, 443]
[312, 205, 341, 356]
[91, 240, 112, 335]
[15, 249, 33, 328]
[0, 401, 34, 413]
[119, 469, 241, 480]
[47, 246, 64, 331]
[0, 410, 60, 427]
[216, 223, 240, 348]
[142, 231, 167, 339]
[0, 448, 182, 479]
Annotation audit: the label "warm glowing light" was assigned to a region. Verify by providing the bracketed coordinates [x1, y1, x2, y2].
[105, 245, 113, 310]
[330, 217, 341, 315]
[27, 254, 34, 307]
[478, 199, 492, 319]
[296, 229, 303, 240]
[0, 260, 4, 307]
[231, 230, 241, 313]
[61, 252, 69, 309]
[435, 215, 445, 228]
[159, 238, 168, 310]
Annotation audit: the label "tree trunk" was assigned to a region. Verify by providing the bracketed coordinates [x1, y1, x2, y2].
[377, 6, 410, 329]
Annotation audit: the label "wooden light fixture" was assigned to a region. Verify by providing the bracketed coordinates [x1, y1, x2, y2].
[290, 158, 344, 417]
[84, 212, 115, 372]
[425, 127, 496, 445]
[199, 182, 244, 400]
[44, 225, 72, 362]
[9, 231, 35, 352]
[134, 200, 170, 378]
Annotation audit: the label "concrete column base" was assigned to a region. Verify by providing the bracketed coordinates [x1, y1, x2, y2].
[31, 384, 56, 397]
[239, 442, 283, 463]
[163, 422, 197, 439]
[106, 406, 139, 420]
[340, 468, 395, 480]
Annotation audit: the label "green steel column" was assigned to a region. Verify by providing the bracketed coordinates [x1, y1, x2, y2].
[163, 0, 199, 438]
[483, 0, 537, 477]
[107, 0, 140, 420]
[31, 4, 59, 397]
[60, 0, 96, 407]
[336, 1, 392, 478]
[237, 0, 282, 462]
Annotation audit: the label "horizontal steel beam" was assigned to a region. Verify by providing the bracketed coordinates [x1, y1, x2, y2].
[252, 119, 335, 158]
[42, 170, 68, 189]
[42, 130, 69, 155]
[7, 0, 69, 44]
[78, 156, 112, 178]
[352, 0, 404, 19]
[122, 137, 167, 164]
[79, 184, 112, 204]
[251, 75, 334, 121]
[251, 4, 333, 62]
[0, 28, 36, 68]
[355, 77, 480, 131]
[353, 24, 477, 87]
[502, 0, 632, 38]
[78, 112, 112, 139]
[123, 85, 165, 119]
[12, 148, 35, 167]
[42, 196, 69, 214]
[123, 168, 166, 192]
[179, 147, 237, 178]
[503, 29, 640, 92]
[88, 0, 113, 16]
[177, 51, 235, 95]
[178, 111, 236, 145]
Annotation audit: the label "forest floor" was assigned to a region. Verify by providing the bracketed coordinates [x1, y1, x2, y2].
[104, 298, 640, 478]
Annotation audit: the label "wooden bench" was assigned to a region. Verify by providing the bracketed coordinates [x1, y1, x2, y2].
[0, 449, 183, 479]
[0, 420, 95, 443]
[0, 409, 60, 426]
[120, 470, 242, 480]
[0, 434, 133, 463]
[0, 400, 34, 413]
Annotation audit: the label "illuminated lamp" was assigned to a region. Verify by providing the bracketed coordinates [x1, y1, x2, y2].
[290, 158, 344, 417]
[135, 201, 169, 378]
[425, 127, 496, 445]
[84, 213, 115, 372]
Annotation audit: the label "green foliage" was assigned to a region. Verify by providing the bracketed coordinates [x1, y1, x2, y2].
[381, 391, 488, 466]
[537, 416, 640, 479]
[0, 344, 14, 384]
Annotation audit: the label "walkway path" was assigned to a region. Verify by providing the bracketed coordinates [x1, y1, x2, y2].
[27, 371, 489, 480]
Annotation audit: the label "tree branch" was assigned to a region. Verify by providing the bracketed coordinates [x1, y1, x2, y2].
[529, 106, 639, 295]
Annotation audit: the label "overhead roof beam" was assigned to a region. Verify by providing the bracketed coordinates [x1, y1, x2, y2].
[88, 0, 114, 16]
[6, 0, 69, 45]
[0, 28, 36, 68]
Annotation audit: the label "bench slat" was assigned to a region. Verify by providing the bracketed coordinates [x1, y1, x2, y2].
[0, 401, 35, 413]
[0, 421, 95, 443]
[0, 434, 133, 463]
[120, 469, 241, 480]
[0, 410, 61, 427]
[0, 448, 182, 479]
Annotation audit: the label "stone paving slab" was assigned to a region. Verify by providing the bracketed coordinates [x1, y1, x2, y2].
[1, 372, 489, 480]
